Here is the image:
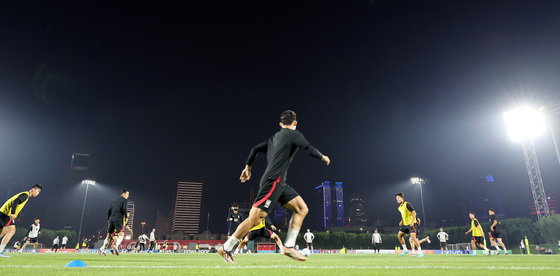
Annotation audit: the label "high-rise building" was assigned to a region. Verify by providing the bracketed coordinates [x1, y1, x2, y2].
[334, 182, 344, 227]
[172, 182, 203, 234]
[348, 195, 367, 226]
[312, 181, 345, 230]
[125, 200, 135, 237]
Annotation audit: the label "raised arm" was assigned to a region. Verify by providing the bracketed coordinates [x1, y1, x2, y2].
[293, 131, 330, 165]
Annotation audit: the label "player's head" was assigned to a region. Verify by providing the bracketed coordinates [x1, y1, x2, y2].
[374, 229, 378, 233]
[152, 228, 156, 232]
[307, 229, 310, 232]
[469, 211, 476, 219]
[30, 184, 42, 197]
[395, 192, 404, 203]
[127, 211, 131, 217]
[440, 227, 443, 231]
[488, 208, 495, 215]
[279, 110, 297, 129]
[121, 189, 130, 199]
[34, 217, 40, 224]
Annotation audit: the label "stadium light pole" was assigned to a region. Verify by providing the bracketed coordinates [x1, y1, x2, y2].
[410, 177, 427, 233]
[504, 106, 550, 220]
[78, 179, 96, 247]
[141, 221, 146, 233]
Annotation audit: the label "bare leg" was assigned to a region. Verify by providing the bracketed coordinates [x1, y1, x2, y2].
[281, 196, 309, 261]
[497, 238, 507, 253]
[0, 226, 16, 247]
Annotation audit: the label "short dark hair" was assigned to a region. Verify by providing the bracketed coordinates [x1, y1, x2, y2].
[122, 189, 129, 194]
[35, 217, 40, 220]
[469, 211, 475, 215]
[280, 110, 297, 125]
[31, 184, 42, 190]
[489, 208, 495, 212]
[395, 192, 404, 198]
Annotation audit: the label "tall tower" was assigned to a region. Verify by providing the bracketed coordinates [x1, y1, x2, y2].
[334, 182, 344, 227]
[313, 181, 332, 229]
[172, 182, 203, 234]
[125, 200, 135, 237]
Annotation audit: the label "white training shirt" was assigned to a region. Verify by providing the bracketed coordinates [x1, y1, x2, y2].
[139, 234, 148, 244]
[53, 238, 60, 245]
[437, 231, 448, 242]
[28, 223, 40, 238]
[303, 232, 314, 243]
[62, 236, 68, 245]
[150, 232, 156, 241]
[372, 233, 382, 243]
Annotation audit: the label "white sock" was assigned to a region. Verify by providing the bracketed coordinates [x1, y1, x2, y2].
[401, 244, 407, 250]
[0, 244, 6, 253]
[223, 236, 240, 252]
[494, 246, 500, 251]
[116, 236, 124, 247]
[418, 246, 422, 251]
[284, 228, 299, 248]
[101, 238, 109, 250]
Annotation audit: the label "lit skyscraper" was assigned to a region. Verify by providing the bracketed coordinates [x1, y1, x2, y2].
[172, 181, 203, 234]
[334, 182, 344, 227]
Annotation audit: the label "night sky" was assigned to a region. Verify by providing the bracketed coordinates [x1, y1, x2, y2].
[1, 1, 560, 235]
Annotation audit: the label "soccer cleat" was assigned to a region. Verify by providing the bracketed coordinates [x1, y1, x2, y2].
[282, 247, 307, 262]
[399, 250, 409, 256]
[0, 252, 10, 258]
[217, 245, 236, 263]
[417, 252, 424, 258]
[426, 236, 431, 244]
[484, 249, 489, 255]
[504, 251, 509, 255]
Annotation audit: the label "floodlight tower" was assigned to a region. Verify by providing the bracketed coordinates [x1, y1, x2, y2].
[410, 177, 427, 233]
[505, 107, 550, 220]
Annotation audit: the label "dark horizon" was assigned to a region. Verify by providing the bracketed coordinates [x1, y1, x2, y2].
[1, 0, 560, 237]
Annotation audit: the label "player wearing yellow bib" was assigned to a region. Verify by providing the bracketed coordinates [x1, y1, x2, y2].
[395, 192, 423, 257]
[0, 184, 42, 258]
[465, 211, 489, 256]
[235, 209, 283, 255]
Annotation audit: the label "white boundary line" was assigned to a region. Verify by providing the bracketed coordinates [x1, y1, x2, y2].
[1, 265, 560, 270]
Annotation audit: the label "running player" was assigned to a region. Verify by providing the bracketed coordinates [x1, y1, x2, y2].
[226, 204, 243, 239]
[0, 184, 42, 257]
[218, 110, 331, 263]
[465, 211, 489, 256]
[106, 210, 133, 254]
[235, 211, 283, 254]
[488, 208, 508, 255]
[395, 192, 423, 257]
[437, 227, 449, 254]
[98, 189, 129, 256]
[19, 217, 41, 253]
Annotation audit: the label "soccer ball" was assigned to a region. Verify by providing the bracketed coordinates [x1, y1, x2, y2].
[301, 248, 311, 256]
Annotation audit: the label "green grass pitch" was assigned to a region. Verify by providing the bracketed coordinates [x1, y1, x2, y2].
[1, 253, 559, 275]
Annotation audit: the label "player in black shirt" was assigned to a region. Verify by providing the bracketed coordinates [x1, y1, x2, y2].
[226, 204, 243, 239]
[218, 110, 330, 263]
[98, 189, 129, 256]
[488, 208, 508, 255]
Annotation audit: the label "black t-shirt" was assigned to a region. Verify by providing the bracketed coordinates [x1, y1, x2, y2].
[246, 128, 323, 185]
[489, 214, 499, 231]
[107, 196, 128, 221]
[227, 212, 243, 227]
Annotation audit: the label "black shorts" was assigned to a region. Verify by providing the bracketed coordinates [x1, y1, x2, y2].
[107, 219, 124, 234]
[473, 236, 484, 244]
[307, 242, 313, 247]
[0, 212, 15, 227]
[28, 237, 38, 243]
[253, 176, 299, 213]
[440, 241, 447, 248]
[246, 227, 273, 241]
[489, 230, 501, 239]
[399, 225, 417, 235]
